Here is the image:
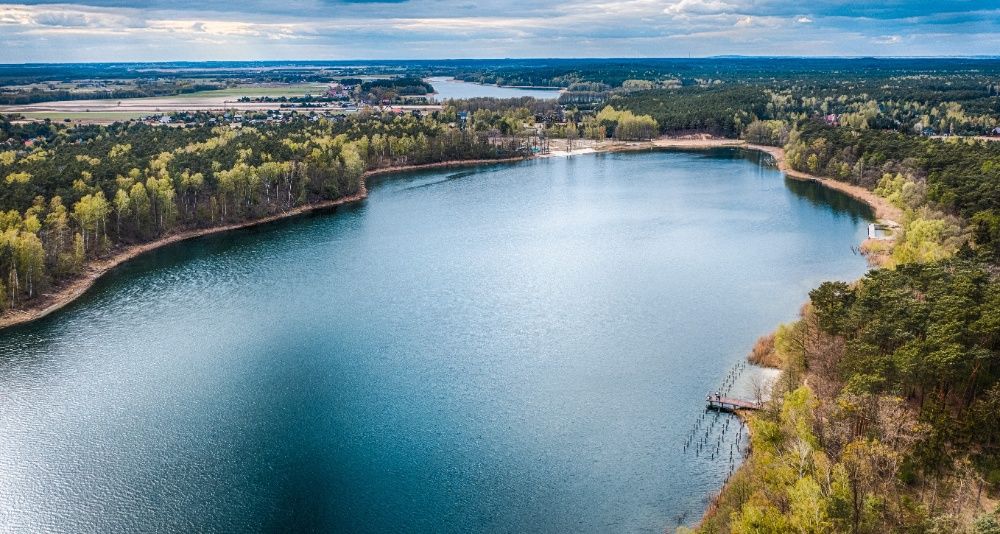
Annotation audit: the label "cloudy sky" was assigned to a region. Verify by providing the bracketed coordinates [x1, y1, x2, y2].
[1, 0, 998, 62]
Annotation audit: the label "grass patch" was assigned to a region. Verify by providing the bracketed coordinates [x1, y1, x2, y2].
[18, 111, 151, 121]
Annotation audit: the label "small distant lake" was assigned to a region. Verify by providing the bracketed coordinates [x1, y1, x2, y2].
[426, 76, 563, 100]
[0, 149, 871, 532]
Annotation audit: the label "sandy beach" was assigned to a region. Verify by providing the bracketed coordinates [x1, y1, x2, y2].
[548, 135, 900, 223]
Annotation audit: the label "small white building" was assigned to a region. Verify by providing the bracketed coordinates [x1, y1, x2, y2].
[867, 221, 899, 241]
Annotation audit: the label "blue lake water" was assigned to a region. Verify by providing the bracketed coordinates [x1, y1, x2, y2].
[0, 149, 871, 532]
[426, 77, 562, 101]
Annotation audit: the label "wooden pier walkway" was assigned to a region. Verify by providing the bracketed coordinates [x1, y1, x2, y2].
[706, 393, 761, 412]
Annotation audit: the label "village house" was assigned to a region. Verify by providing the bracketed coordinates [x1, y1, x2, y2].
[326, 83, 347, 98]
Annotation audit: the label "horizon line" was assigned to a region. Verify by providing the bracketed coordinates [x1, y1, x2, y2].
[3, 55, 1000, 67]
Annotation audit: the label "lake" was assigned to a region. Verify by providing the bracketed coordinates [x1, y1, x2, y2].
[0, 149, 871, 532]
[426, 77, 563, 101]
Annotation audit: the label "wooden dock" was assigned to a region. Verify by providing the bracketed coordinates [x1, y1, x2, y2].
[706, 394, 760, 412]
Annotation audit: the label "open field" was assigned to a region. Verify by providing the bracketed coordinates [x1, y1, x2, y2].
[16, 111, 153, 122]
[0, 83, 331, 117]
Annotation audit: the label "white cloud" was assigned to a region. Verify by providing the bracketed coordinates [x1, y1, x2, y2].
[0, 0, 997, 61]
[0, 4, 147, 32]
[873, 34, 902, 44]
[664, 0, 738, 16]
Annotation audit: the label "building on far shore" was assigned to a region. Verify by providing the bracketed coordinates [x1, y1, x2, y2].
[326, 83, 351, 98]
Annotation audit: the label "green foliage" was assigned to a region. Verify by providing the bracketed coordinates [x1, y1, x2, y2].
[730, 501, 790, 534]
[593, 106, 658, 140]
[810, 260, 999, 477]
[0, 111, 528, 310]
[975, 510, 1000, 534]
[874, 173, 908, 209]
[359, 77, 433, 100]
[808, 281, 854, 334]
[781, 387, 819, 447]
[613, 86, 768, 136]
[743, 120, 790, 147]
[891, 214, 961, 265]
[788, 476, 831, 533]
[706, 265, 999, 533]
[972, 210, 1000, 260]
[785, 122, 1000, 222]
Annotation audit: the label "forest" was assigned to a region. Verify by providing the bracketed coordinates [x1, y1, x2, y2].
[0, 110, 527, 310]
[696, 259, 1000, 534]
[677, 84, 1000, 534]
[612, 79, 1000, 138]
[449, 58, 1000, 88]
[8, 57, 1000, 109]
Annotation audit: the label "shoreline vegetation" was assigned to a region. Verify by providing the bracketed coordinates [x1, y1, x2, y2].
[660, 134, 994, 533]
[669, 142, 999, 529]
[547, 135, 900, 223]
[0, 157, 527, 330]
[0, 139, 881, 332]
[694, 270, 1000, 534]
[0, 109, 534, 329]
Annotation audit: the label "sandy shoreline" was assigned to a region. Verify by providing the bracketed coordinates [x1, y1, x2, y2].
[648, 137, 902, 223]
[743, 143, 902, 223]
[548, 136, 900, 223]
[0, 140, 893, 331]
[0, 191, 367, 330]
[0, 157, 526, 331]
